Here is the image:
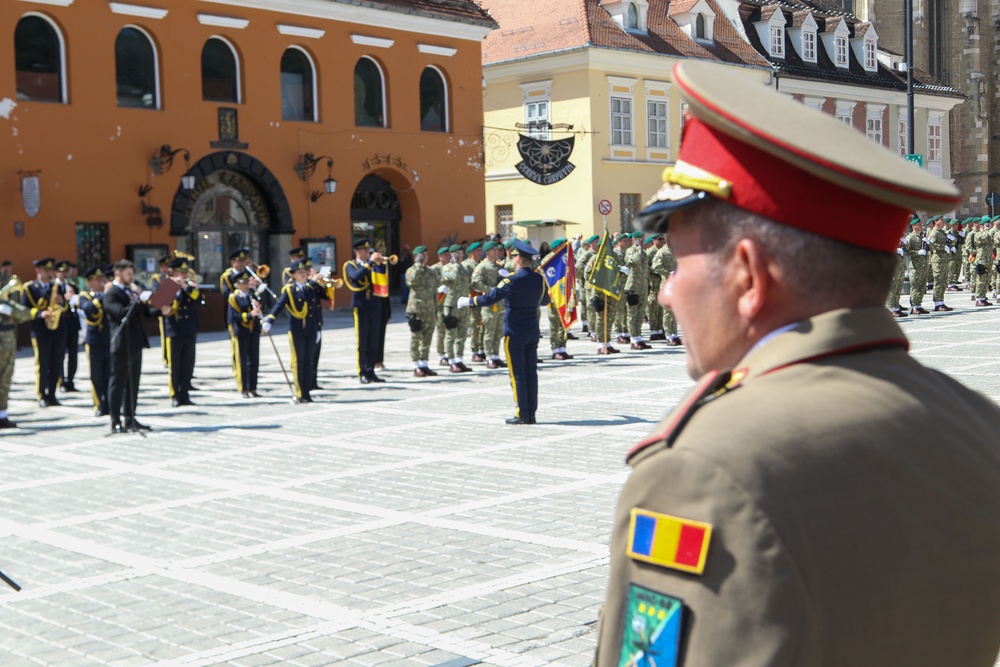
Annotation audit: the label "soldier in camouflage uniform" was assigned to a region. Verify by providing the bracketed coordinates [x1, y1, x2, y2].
[651, 240, 683, 345]
[964, 219, 979, 298]
[927, 216, 954, 311]
[645, 235, 666, 341]
[442, 244, 473, 372]
[405, 246, 439, 377]
[887, 232, 908, 317]
[624, 230, 652, 349]
[905, 218, 930, 314]
[472, 241, 507, 369]
[948, 218, 964, 290]
[612, 233, 631, 344]
[575, 235, 599, 335]
[973, 218, 994, 306]
[587, 245, 621, 355]
[463, 242, 486, 362]
[991, 217, 1000, 297]
[431, 246, 451, 366]
[540, 238, 572, 360]
[0, 296, 32, 428]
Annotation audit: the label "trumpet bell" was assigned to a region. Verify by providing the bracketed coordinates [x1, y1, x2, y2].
[256, 264, 271, 279]
[388, 254, 399, 265]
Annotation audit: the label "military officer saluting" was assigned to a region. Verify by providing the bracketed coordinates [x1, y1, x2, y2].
[162, 258, 202, 407]
[458, 240, 549, 424]
[595, 61, 1000, 667]
[263, 258, 331, 402]
[226, 270, 262, 397]
[77, 265, 111, 416]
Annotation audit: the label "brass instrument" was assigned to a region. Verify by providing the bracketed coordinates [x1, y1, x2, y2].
[0, 275, 21, 299]
[247, 259, 271, 280]
[313, 274, 344, 290]
[372, 254, 398, 266]
[45, 281, 63, 330]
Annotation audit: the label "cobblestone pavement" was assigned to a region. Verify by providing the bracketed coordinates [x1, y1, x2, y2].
[1, 292, 998, 666]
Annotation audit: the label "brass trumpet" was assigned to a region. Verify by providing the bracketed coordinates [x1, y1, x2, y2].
[373, 254, 398, 266]
[247, 259, 271, 280]
[313, 274, 344, 290]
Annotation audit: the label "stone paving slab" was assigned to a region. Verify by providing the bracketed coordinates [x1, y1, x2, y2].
[1, 293, 999, 666]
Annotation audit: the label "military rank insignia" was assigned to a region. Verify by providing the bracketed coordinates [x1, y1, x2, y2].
[627, 508, 712, 575]
[618, 583, 684, 667]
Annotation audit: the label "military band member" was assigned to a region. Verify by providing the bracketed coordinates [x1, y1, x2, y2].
[472, 241, 508, 369]
[52, 260, 82, 393]
[542, 238, 573, 360]
[149, 254, 171, 367]
[442, 243, 473, 372]
[77, 266, 111, 415]
[220, 248, 249, 298]
[623, 231, 652, 349]
[21, 258, 68, 407]
[432, 246, 452, 366]
[344, 240, 387, 384]
[646, 235, 667, 340]
[105, 259, 154, 434]
[263, 258, 331, 401]
[0, 289, 31, 429]
[458, 240, 549, 424]
[464, 242, 486, 362]
[163, 258, 202, 407]
[227, 270, 262, 397]
[281, 246, 307, 285]
[404, 246, 439, 377]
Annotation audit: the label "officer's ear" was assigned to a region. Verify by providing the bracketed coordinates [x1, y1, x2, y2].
[732, 237, 771, 321]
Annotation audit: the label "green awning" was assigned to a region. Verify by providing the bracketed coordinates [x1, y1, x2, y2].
[511, 219, 580, 227]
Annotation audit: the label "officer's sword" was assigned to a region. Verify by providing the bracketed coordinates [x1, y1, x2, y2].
[265, 331, 299, 404]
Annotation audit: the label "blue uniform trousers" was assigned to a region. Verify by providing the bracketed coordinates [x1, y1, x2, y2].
[504, 334, 539, 421]
[353, 305, 380, 378]
[86, 343, 110, 414]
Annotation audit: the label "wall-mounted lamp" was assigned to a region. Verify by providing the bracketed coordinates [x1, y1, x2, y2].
[295, 152, 336, 202]
[151, 145, 196, 191]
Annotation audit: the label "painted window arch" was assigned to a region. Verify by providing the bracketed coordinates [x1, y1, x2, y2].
[695, 14, 706, 39]
[280, 46, 316, 122]
[626, 3, 639, 29]
[201, 37, 240, 103]
[354, 56, 386, 128]
[419, 66, 448, 132]
[116, 26, 159, 109]
[14, 13, 66, 103]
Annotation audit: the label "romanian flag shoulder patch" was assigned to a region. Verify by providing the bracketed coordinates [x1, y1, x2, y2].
[627, 508, 712, 575]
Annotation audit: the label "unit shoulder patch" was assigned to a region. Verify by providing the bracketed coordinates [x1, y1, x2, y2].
[617, 583, 684, 667]
[627, 508, 712, 575]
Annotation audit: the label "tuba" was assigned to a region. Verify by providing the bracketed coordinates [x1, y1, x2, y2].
[45, 281, 62, 330]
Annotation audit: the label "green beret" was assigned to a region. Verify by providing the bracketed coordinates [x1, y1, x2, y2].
[585, 234, 600, 244]
[614, 233, 627, 243]
[503, 240, 514, 249]
[448, 243, 462, 252]
[551, 237, 566, 247]
[437, 246, 450, 255]
[630, 230, 644, 238]
[483, 241, 497, 251]
[644, 236, 656, 245]
[466, 241, 481, 252]
[413, 245, 427, 254]
[981, 216, 991, 223]
[950, 218, 961, 226]
[909, 218, 921, 226]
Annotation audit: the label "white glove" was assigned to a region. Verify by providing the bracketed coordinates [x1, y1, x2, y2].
[69, 294, 80, 308]
[918, 249, 927, 256]
[256, 283, 268, 296]
[959, 231, 967, 237]
[498, 269, 510, 278]
[457, 296, 471, 309]
[437, 285, 448, 294]
[316, 331, 321, 343]
[896, 247, 905, 256]
[619, 266, 630, 275]
[947, 234, 956, 241]
[78, 329, 86, 346]
[0, 303, 12, 317]
[139, 290, 153, 302]
[262, 320, 272, 334]
[923, 237, 932, 245]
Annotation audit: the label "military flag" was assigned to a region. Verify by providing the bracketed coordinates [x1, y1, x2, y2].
[587, 230, 624, 299]
[541, 240, 577, 330]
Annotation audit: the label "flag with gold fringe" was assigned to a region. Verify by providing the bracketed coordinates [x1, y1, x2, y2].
[587, 230, 624, 300]
[541, 240, 577, 330]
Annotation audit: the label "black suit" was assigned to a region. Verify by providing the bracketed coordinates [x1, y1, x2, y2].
[104, 283, 151, 426]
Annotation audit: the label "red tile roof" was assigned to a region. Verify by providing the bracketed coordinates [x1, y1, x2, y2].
[344, 0, 497, 28]
[481, 0, 769, 68]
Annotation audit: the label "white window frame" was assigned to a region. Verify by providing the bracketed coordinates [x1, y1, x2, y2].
[835, 100, 856, 127]
[119, 24, 161, 110]
[281, 45, 318, 122]
[864, 39, 877, 71]
[607, 76, 636, 158]
[835, 36, 848, 67]
[611, 96, 633, 146]
[206, 35, 243, 104]
[644, 80, 670, 159]
[803, 30, 816, 62]
[897, 114, 908, 156]
[358, 55, 387, 128]
[802, 96, 824, 112]
[519, 80, 552, 141]
[770, 25, 785, 58]
[19, 11, 69, 104]
[421, 64, 450, 133]
[865, 104, 885, 145]
[928, 114, 943, 163]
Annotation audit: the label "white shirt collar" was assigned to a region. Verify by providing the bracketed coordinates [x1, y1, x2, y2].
[747, 322, 801, 355]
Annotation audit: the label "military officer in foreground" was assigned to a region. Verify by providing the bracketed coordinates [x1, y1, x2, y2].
[595, 61, 1000, 667]
[457, 240, 549, 424]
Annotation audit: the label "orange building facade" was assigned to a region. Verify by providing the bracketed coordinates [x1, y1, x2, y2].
[1, 0, 494, 302]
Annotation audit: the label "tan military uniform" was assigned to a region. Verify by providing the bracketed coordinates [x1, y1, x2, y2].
[596, 307, 1000, 667]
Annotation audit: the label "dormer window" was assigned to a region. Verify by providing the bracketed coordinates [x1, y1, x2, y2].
[851, 23, 879, 72]
[605, 0, 649, 34]
[864, 40, 876, 69]
[821, 17, 851, 69]
[789, 11, 819, 63]
[770, 25, 785, 58]
[803, 30, 816, 61]
[695, 14, 706, 39]
[835, 35, 848, 66]
[670, 0, 715, 44]
[627, 3, 639, 30]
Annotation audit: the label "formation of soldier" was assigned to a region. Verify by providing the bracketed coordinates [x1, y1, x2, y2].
[890, 213, 1000, 316]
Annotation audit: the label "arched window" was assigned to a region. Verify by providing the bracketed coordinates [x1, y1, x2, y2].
[419, 66, 448, 132]
[116, 27, 158, 108]
[14, 14, 65, 103]
[201, 37, 239, 103]
[280, 47, 315, 122]
[695, 14, 706, 39]
[626, 3, 639, 29]
[354, 57, 385, 128]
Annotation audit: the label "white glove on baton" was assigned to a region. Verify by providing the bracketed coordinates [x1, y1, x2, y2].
[262, 320, 272, 334]
[457, 297, 471, 309]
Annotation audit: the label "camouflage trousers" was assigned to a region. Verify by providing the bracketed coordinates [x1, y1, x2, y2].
[974, 263, 991, 299]
[444, 307, 470, 360]
[887, 255, 905, 309]
[408, 308, 436, 362]
[931, 255, 948, 302]
[0, 339, 13, 412]
[626, 289, 648, 338]
[612, 296, 627, 336]
[647, 287, 663, 333]
[949, 249, 963, 285]
[577, 280, 589, 328]
[469, 305, 484, 353]
[590, 293, 612, 344]
[435, 304, 446, 358]
[548, 303, 566, 350]
[482, 305, 504, 357]
[908, 258, 928, 306]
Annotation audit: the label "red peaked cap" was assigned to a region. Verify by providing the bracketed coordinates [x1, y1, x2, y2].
[637, 61, 961, 253]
